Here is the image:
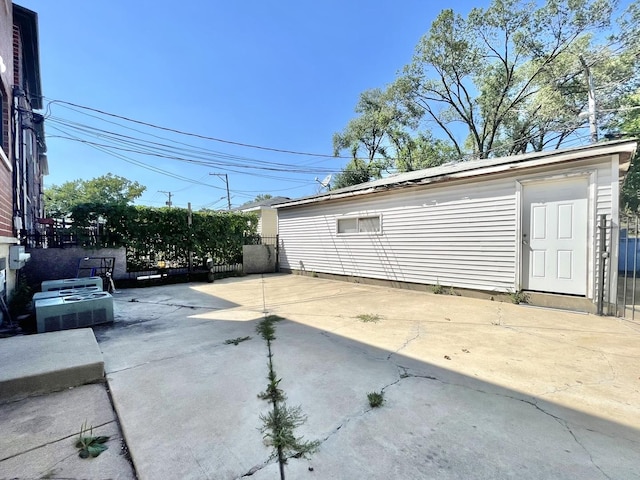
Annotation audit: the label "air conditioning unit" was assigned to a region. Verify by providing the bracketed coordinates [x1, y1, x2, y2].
[35, 292, 114, 333]
[41, 277, 103, 292]
[32, 286, 102, 301]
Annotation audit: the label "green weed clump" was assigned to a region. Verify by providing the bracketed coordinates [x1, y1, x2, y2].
[75, 421, 109, 459]
[367, 391, 385, 408]
[356, 313, 382, 323]
[509, 289, 529, 304]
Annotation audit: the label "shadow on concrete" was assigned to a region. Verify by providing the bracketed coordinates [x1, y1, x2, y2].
[98, 281, 640, 479]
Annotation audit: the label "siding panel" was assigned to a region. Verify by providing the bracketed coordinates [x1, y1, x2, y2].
[279, 178, 518, 291]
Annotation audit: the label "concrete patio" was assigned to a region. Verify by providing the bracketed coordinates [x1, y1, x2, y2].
[1, 273, 639, 479]
[101, 274, 640, 479]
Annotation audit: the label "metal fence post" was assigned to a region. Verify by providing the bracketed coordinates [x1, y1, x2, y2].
[597, 214, 607, 316]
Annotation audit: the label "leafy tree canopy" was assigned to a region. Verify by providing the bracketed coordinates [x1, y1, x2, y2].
[333, 0, 640, 188]
[332, 88, 416, 186]
[45, 173, 146, 217]
[612, 90, 640, 211]
[400, 0, 639, 158]
[332, 159, 376, 190]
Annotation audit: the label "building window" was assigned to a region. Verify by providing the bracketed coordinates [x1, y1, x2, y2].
[0, 88, 4, 151]
[337, 215, 382, 235]
[0, 87, 10, 171]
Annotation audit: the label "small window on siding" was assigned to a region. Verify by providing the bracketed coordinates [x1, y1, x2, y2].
[337, 217, 357, 233]
[358, 216, 380, 233]
[337, 215, 382, 235]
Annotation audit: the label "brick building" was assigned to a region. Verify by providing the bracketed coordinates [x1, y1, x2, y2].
[0, 2, 46, 317]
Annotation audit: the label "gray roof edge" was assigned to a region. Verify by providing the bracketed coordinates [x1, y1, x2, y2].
[275, 139, 638, 209]
[235, 196, 291, 211]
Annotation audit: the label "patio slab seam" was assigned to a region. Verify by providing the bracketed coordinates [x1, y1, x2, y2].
[0, 420, 118, 463]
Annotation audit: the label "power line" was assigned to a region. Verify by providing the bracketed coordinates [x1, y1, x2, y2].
[46, 124, 227, 190]
[45, 112, 335, 172]
[47, 124, 320, 185]
[46, 131, 332, 175]
[44, 97, 350, 159]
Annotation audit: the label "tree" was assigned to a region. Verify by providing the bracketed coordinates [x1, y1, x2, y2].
[331, 159, 375, 190]
[395, 132, 460, 172]
[45, 173, 146, 216]
[333, 88, 417, 186]
[612, 90, 640, 211]
[395, 0, 639, 158]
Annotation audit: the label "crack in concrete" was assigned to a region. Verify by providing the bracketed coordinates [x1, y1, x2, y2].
[498, 323, 623, 404]
[105, 338, 231, 375]
[115, 298, 215, 310]
[387, 322, 422, 360]
[0, 420, 117, 463]
[237, 458, 274, 478]
[387, 365, 615, 479]
[500, 322, 632, 363]
[307, 369, 413, 454]
[254, 282, 621, 479]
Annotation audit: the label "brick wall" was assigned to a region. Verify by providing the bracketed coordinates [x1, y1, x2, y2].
[0, 161, 11, 237]
[0, 8, 12, 239]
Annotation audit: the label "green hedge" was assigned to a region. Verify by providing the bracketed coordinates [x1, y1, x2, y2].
[69, 203, 258, 271]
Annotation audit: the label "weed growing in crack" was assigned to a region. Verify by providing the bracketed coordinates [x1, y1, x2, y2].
[75, 421, 109, 459]
[356, 313, 382, 323]
[224, 336, 251, 346]
[508, 288, 529, 304]
[256, 315, 319, 480]
[432, 280, 444, 294]
[367, 391, 385, 408]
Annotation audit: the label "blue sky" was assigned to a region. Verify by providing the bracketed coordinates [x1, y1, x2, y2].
[18, 1, 487, 210]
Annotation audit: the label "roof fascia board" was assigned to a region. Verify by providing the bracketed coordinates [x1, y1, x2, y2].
[276, 141, 637, 209]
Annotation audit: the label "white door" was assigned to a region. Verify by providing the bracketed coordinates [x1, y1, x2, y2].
[522, 178, 588, 295]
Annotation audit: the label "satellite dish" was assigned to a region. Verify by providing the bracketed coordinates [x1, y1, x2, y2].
[315, 174, 332, 191]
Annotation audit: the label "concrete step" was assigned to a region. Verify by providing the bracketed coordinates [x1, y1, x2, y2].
[0, 328, 104, 403]
[525, 291, 597, 314]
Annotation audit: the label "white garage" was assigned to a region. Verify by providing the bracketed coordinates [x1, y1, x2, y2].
[275, 140, 638, 308]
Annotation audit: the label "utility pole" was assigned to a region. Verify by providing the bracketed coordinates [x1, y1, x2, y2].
[209, 173, 231, 210]
[159, 190, 173, 207]
[579, 56, 598, 143]
[187, 202, 193, 277]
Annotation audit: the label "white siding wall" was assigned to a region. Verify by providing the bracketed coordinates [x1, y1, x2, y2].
[259, 208, 278, 238]
[279, 177, 518, 291]
[279, 157, 617, 296]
